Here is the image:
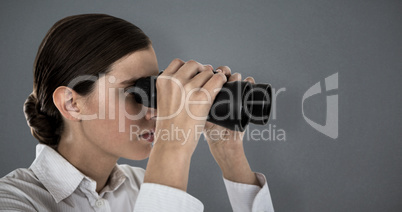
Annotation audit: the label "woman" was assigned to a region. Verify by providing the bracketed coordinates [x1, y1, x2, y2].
[0, 14, 274, 211]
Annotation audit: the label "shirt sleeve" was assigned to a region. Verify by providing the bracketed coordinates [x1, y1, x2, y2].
[0, 183, 36, 212]
[223, 172, 275, 212]
[134, 183, 204, 212]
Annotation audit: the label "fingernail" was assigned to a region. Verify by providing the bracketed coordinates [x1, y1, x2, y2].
[216, 69, 222, 73]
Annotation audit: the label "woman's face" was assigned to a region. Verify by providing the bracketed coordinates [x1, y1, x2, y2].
[79, 45, 159, 160]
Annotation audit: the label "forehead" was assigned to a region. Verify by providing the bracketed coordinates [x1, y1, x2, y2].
[107, 46, 159, 84]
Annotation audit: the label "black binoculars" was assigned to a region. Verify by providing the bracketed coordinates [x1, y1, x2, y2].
[129, 71, 272, 132]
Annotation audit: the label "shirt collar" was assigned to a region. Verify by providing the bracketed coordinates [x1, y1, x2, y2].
[100, 165, 128, 194]
[30, 144, 128, 203]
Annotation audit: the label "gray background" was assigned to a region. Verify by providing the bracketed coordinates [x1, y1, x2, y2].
[1, 0, 401, 211]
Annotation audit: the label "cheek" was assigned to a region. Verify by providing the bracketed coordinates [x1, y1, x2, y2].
[80, 94, 125, 140]
[102, 94, 146, 134]
[122, 97, 147, 132]
[124, 97, 143, 115]
[118, 94, 147, 120]
[82, 91, 148, 141]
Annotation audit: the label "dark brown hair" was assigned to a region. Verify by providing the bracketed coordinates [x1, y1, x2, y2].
[24, 14, 151, 147]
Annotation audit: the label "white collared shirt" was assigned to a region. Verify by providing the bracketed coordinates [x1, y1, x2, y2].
[0, 144, 274, 211]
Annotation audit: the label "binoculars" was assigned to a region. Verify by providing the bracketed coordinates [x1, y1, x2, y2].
[129, 71, 272, 132]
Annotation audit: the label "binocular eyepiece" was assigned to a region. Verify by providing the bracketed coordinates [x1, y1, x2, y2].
[129, 71, 272, 132]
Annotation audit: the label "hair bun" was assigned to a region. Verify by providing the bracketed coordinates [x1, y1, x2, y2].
[24, 93, 60, 147]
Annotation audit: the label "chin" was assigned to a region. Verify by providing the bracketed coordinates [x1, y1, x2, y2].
[122, 147, 152, 161]
[124, 155, 150, 161]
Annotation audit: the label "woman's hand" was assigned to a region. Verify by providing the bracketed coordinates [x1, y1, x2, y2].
[144, 59, 227, 191]
[203, 66, 260, 186]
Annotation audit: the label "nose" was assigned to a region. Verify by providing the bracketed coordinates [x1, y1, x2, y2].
[145, 106, 157, 120]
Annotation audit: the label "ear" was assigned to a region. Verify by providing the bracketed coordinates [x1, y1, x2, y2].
[53, 86, 82, 121]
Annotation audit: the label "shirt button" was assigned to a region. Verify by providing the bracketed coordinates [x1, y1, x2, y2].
[95, 199, 105, 207]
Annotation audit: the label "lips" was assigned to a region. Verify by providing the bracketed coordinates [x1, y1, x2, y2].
[140, 129, 155, 142]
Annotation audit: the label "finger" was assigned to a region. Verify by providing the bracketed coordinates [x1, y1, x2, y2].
[205, 64, 214, 71]
[190, 68, 215, 88]
[163, 58, 185, 75]
[244, 76, 255, 84]
[216, 66, 231, 78]
[175, 60, 207, 80]
[228, 72, 242, 82]
[199, 64, 214, 73]
[201, 72, 227, 101]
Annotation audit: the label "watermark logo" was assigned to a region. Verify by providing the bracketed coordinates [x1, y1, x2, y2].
[64, 71, 338, 142]
[302, 73, 338, 139]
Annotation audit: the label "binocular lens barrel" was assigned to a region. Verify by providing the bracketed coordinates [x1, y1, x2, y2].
[131, 72, 272, 132]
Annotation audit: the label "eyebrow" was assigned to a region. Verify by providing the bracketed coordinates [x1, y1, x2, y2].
[120, 77, 138, 86]
[119, 71, 160, 86]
